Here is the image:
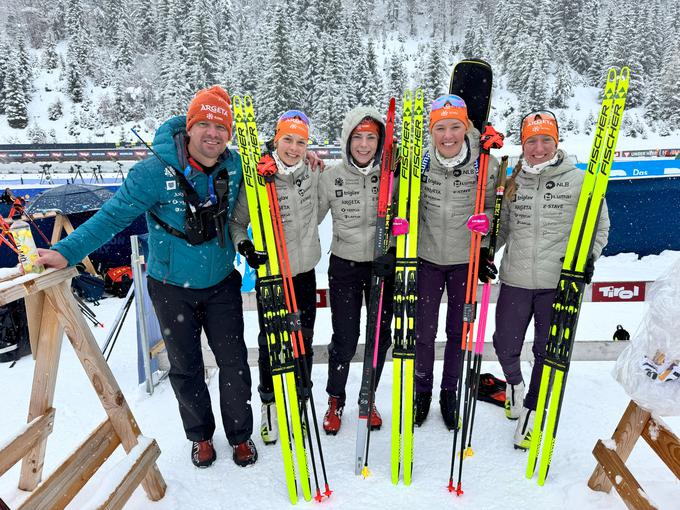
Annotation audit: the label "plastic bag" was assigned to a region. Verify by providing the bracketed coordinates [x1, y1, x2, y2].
[613, 258, 680, 416]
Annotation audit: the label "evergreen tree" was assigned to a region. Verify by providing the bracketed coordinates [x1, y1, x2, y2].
[67, 115, 81, 140]
[161, 24, 191, 116]
[0, 41, 8, 114]
[5, 57, 29, 129]
[15, 33, 32, 96]
[258, 1, 302, 134]
[48, 98, 64, 121]
[114, 2, 136, 73]
[461, 22, 479, 60]
[43, 32, 60, 71]
[493, 0, 524, 75]
[28, 122, 48, 143]
[423, 42, 446, 106]
[96, 0, 122, 43]
[186, 0, 219, 90]
[311, 39, 334, 140]
[550, 57, 573, 108]
[66, 62, 84, 103]
[214, 0, 235, 67]
[659, 42, 680, 126]
[79, 97, 95, 130]
[524, 44, 549, 109]
[354, 39, 383, 110]
[385, 49, 408, 103]
[299, 3, 321, 113]
[113, 82, 135, 123]
[137, 0, 158, 51]
[66, 0, 92, 76]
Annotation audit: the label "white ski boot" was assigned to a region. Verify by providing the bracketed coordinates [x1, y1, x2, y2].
[505, 381, 525, 420]
[513, 406, 535, 450]
[260, 402, 278, 445]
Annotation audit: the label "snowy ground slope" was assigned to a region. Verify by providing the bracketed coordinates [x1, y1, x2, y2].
[1, 252, 679, 509]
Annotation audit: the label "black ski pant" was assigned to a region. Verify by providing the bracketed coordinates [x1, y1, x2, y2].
[325, 254, 393, 406]
[492, 284, 555, 411]
[256, 269, 316, 404]
[147, 271, 253, 445]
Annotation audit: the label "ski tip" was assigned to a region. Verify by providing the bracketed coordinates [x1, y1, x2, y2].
[361, 466, 371, 478]
[607, 68, 618, 82]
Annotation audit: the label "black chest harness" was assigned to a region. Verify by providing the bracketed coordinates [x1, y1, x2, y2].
[150, 164, 230, 247]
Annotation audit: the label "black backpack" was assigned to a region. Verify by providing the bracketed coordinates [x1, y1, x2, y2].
[72, 271, 106, 304]
[0, 299, 31, 365]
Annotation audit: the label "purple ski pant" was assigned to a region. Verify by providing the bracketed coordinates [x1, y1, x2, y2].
[492, 284, 556, 410]
[415, 259, 468, 393]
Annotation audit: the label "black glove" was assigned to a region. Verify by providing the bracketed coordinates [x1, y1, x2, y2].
[478, 247, 498, 283]
[238, 240, 268, 269]
[372, 252, 396, 277]
[584, 255, 595, 284]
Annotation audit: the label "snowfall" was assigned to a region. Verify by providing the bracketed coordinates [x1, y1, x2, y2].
[1, 225, 680, 509]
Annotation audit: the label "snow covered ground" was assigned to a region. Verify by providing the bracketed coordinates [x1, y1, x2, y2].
[2, 252, 680, 509]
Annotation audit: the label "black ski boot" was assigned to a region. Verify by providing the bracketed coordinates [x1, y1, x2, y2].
[414, 392, 432, 427]
[440, 389, 459, 431]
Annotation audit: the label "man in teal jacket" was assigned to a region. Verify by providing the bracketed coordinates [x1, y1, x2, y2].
[36, 86, 258, 469]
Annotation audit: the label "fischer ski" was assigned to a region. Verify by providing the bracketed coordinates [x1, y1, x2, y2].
[257, 124, 333, 503]
[525, 66, 630, 485]
[233, 96, 310, 504]
[390, 88, 424, 485]
[355, 97, 397, 477]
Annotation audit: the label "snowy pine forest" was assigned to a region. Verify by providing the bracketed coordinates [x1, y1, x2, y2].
[0, 0, 679, 144]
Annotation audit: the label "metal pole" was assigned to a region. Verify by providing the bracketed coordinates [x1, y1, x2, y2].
[131, 235, 155, 395]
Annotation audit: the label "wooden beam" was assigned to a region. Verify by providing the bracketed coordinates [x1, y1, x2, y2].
[19, 301, 64, 491]
[23, 292, 45, 359]
[588, 400, 652, 493]
[60, 215, 97, 276]
[156, 339, 633, 373]
[592, 440, 658, 510]
[76, 437, 161, 510]
[44, 280, 166, 500]
[0, 409, 55, 478]
[18, 419, 121, 510]
[642, 418, 680, 480]
[50, 214, 64, 246]
[0, 267, 77, 307]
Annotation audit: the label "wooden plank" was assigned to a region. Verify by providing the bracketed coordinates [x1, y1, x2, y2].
[157, 339, 632, 373]
[0, 409, 55, 478]
[5, 211, 58, 225]
[0, 267, 77, 307]
[18, 419, 121, 510]
[592, 440, 658, 510]
[60, 215, 97, 276]
[44, 280, 166, 500]
[92, 438, 161, 510]
[23, 292, 45, 358]
[642, 418, 680, 480]
[588, 400, 651, 493]
[50, 214, 64, 246]
[19, 301, 64, 491]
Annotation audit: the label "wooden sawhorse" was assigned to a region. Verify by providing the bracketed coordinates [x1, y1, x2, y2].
[588, 399, 680, 510]
[0, 268, 166, 509]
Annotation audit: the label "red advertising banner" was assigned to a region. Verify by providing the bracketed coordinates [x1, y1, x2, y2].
[316, 288, 329, 308]
[591, 281, 648, 302]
